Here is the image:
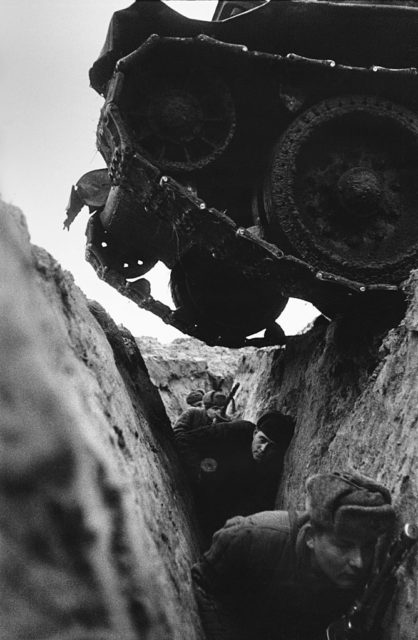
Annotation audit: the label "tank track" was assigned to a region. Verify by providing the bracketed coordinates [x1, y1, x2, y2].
[84, 160, 399, 346]
[75, 33, 413, 345]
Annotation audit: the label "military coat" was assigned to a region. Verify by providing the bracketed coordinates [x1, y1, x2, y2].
[192, 510, 360, 640]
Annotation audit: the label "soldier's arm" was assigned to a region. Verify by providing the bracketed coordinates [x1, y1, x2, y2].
[173, 408, 199, 438]
[175, 420, 253, 452]
[192, 573, 245, 640]
[206, 420, 255, 441]
[191, 517, 255, 640]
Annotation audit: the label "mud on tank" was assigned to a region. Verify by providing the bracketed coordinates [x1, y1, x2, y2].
[65, 0, 418, 347]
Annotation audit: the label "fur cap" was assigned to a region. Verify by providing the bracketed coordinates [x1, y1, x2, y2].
[306, 472, 396, 540]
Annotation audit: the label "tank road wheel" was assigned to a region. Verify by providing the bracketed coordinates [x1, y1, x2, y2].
[264, 95, 418, 284]
[170, 250, 288, 347]
[123, 64, 235, 172]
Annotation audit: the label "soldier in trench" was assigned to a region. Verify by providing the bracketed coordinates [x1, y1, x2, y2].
[174, 410, 295, 540]
[174, 390, 231, 518]
[174, 390, 230, 439]
[192, 471, 396, 640]
[186, 389, 205, 408]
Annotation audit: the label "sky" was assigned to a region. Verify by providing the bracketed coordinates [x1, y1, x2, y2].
[0, 1, 319, 342]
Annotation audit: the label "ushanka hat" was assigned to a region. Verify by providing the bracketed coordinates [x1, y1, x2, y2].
[306, 472, 396, 540]
[186, 390, 204, 406]
[203, 391, 227, 408]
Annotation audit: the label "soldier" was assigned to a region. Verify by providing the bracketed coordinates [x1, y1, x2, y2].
[192, 471, 396, 640]
[176, 411, 295, 539]
[173, 391, 228, 483]
[174, 390, 229, 440]
[186, 389, 204, 408]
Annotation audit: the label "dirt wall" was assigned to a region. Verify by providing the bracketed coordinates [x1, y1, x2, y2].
[137, 336, 248, 424]
[2, 193, 417, 638]
[0, 201, 203, 640]
[233, 293, 418, 639]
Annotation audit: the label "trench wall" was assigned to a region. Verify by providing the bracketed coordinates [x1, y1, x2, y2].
[3, 193, 418, 639]
[0, 202, 204, 640]
[233, 288, 418, 639]
[136, 336, 246, 424]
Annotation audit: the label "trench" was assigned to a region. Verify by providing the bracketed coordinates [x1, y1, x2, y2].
[1, 200, 417, 639]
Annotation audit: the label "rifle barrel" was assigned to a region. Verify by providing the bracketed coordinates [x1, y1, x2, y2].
[221, 382, 240, 416]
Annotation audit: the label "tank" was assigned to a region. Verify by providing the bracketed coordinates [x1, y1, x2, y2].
[65, 0, 418, 346]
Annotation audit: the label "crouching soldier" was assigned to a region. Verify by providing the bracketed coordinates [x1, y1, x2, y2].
[186, 389, 204, 408]
[173, 391, 229, 496]
[192, 471, 396, 640]
[175, 411, 294, 541]
[174, 391, 229, 439]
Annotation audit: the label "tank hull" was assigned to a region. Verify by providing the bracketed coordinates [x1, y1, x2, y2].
[66, 1, 418, 345]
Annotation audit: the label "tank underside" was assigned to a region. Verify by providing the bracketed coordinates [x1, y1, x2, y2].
[66, 0, 418, 346]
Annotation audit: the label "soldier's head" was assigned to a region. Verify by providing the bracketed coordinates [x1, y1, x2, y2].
[186, 389, 204, 408]
[251, 411, 295, 464]
[305, 472, 396, 589]
[203, 391, 227, 419]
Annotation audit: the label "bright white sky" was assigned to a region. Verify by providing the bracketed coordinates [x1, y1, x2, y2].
[0, 0, 319, 342]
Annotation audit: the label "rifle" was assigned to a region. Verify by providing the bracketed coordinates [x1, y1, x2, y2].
[326, 523, 418, 640]
[220, 382, 240, 417]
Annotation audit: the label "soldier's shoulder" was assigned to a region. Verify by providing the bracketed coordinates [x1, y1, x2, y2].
[224, 510, 293, 536]
[178, 407, 204, 420]
[188, 407, 205, 416]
